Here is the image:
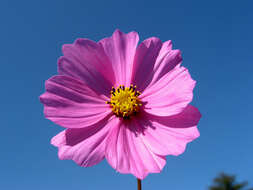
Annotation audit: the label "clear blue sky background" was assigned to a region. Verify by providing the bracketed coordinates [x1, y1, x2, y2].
[0, 0, 252, 189]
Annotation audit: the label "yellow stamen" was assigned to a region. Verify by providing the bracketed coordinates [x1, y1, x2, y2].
[106, 85, 142, 119]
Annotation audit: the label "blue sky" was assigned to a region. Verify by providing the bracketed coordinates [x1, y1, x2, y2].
[1, 0, 252, 189]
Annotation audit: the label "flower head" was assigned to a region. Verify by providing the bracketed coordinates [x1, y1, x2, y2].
[40, 29, 201, 179]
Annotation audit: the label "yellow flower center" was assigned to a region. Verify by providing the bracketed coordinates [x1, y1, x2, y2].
[106, 85, 142, 119]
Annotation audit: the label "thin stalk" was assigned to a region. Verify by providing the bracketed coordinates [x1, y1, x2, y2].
[137, 178, 142, 190]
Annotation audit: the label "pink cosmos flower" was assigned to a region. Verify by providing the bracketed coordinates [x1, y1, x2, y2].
[40, 29, 201, 179]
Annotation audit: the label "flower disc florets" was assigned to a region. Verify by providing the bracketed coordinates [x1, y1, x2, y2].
[106, 85, 142, 119]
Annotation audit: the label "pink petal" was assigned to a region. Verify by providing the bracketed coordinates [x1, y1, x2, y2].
[131, 37, 163, 92]
[148, 41, 182, 86]
[140, 65, 196, 116]
[99, 29, 139, 86]
[105, 119, 166, 179]
[51, 116, 118, 167]
[140, 105, 201, 156]
[40, 75, 112, 128]
[58, 38, 115, 97]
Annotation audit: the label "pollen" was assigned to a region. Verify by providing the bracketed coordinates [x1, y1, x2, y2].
[106, 85, 142, 119]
